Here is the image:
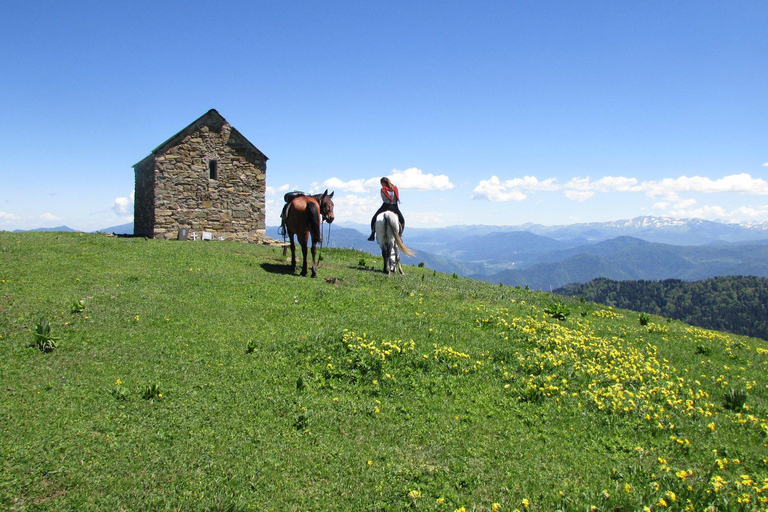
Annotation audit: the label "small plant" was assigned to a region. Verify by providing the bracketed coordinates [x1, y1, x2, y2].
[544, 302, 570, 321]
[638, 313, 650, 326]
[418, 262, 425, 268]
[142, 383, 163, 400]
[452, 273, 458, 279]
[246, 340, 257, 353]
[33, 317, 60, 352]
[723, 388, 747, 411]
[358, 257, 367, 267]
[695, 345, 711, 356]
[71, 299, 86, 314]
[294, 413, 309, 431]
[111, 379, 129, 401]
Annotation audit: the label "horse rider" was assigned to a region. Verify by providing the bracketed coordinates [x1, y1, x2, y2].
[368, 177, 405, 241]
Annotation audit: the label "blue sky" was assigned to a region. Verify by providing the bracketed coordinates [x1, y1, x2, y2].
[1, 1, 767, 232]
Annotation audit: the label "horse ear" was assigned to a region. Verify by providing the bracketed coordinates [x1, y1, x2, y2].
[322, 189, 329, 197]
[328, 191, 334, 198]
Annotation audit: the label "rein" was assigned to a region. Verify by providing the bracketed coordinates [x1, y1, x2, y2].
[317, 217, 331, 267]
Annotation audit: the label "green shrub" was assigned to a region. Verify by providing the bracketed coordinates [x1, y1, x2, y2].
[32, 317, 60, 352]
[724, 388, 747, 411]
[71, 299, 86, 314]
[544, 302, 570, 321]
[141, 383, 163, 400]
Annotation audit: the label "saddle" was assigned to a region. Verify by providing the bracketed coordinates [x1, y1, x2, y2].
[279, 191, 307, 237]
[283, 191, 306, 204]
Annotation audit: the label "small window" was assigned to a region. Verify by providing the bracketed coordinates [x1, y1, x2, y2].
[208, 160, 218, 180]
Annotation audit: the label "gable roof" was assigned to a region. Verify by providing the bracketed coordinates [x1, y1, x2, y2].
[133, 109, 268, 168]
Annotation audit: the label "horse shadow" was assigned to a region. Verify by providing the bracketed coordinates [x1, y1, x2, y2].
[260, 262, 298, 276]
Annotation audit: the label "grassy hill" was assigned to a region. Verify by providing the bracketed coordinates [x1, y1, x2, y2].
[1, 232, 767, 511]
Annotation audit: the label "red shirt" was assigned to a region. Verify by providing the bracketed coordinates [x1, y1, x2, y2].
[380, 185, 400, 204]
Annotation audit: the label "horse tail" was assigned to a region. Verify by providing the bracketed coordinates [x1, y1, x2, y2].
[388, 214, 415, 257]
[307, 200, 322, 242]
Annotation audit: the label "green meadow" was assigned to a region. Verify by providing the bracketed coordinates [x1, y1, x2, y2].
[1, 232, 767, 511]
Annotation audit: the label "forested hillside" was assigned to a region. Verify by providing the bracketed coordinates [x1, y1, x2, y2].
[555, 275, 768, 341]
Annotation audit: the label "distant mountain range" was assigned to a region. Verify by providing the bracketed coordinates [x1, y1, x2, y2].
[321, 216, 768, 289]
[12, 223, 134, 235]
[10, 216, 768, 290]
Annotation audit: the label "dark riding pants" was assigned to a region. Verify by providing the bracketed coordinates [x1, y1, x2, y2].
[371, 203, 405, 233]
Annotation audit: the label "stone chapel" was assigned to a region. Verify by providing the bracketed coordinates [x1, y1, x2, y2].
[133, 109, 268, 242]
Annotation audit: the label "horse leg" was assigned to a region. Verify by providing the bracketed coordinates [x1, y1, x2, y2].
[299, 232, 309, 276]
[382, 243, 391, 274]
[309, 240, 317, 278]
[289, 233, 297, 272]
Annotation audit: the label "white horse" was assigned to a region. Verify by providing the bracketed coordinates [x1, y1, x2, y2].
[374, 211, 415, 274]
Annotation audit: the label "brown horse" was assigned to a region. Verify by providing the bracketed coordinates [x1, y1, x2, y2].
[284, 190, 334, 277]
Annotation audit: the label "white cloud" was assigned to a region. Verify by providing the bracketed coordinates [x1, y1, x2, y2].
[321, 167, 454, 194]
[266, 184, 292, 196]
[675, 198, 697, 209]
[763, 162, 768, 167]
[564, 190, 594, 201]
[388, 167, 454, 191]
[473, 172, 768, 206]
[565, 176, 639, 193]
[298, 193, 377, 226]
[320, 177, 379, 193]
[40, 213, 60, 221]
[652, 199, 768, 222]
[638, 173, 768, 198]
[731, 204, 768, 218]
[667, 204, 728, 219]
[472, 175, 637, 203]
[0, 211, 18, 220]
[471, 175, 556, 202]
[112, 191, 135, 216]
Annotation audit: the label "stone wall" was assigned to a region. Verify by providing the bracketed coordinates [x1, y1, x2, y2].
[134, 118, 267, 242]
